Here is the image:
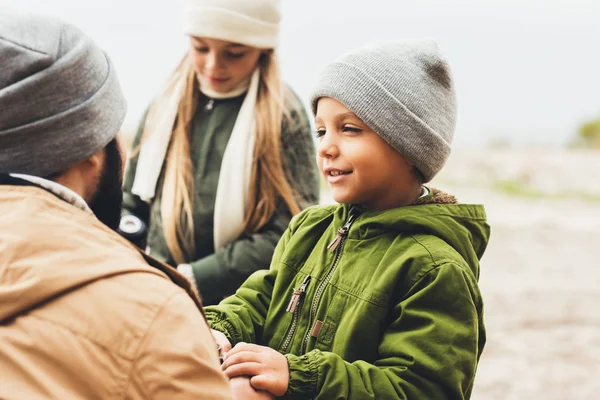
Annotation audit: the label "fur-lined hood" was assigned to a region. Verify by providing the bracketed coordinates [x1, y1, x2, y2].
[412, 187, 458, 205]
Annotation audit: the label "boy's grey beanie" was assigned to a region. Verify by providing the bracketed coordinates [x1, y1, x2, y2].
[310, 40, 456, 182]
[0, 10, 126, 177]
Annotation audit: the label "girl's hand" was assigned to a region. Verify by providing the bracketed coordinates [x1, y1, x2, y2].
[222, 343, 290, 397]
[211, 329, 232, 357]
[230, 376, 275, 400]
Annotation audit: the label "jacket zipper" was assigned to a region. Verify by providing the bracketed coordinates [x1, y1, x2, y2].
[301, 209, 361, 353]
[280, 275, 311, 352]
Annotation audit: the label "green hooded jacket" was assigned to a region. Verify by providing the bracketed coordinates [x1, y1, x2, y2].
[206, 189, 489, 399]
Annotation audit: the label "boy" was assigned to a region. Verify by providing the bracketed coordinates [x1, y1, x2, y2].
[207, 40, 489, 399]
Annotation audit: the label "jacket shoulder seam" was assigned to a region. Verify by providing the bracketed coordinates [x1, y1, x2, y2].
[404, 233, 478, 288]
[408, 234, 439, 266]
[120, 291, 184, 398]
[407, 233, 470, 268]
[26, 314, 133, 361]
[405, 259, 477, 298]
[24, 313, 133, 397]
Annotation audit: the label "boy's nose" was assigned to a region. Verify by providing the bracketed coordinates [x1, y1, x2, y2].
[317, 135, 339, 159]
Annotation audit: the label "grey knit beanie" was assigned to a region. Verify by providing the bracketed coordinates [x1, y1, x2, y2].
[0, 10, 126, 177]
[310, 40, 456, 182]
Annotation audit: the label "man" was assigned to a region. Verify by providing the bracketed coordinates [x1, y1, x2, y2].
[0, 10, 233, 399]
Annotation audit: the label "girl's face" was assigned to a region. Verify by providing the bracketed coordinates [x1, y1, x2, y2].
[190, 37, 263, 93]
[315, 97, 420, 210]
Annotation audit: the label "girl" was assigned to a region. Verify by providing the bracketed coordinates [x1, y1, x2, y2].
[207, 40, 490, 399]
[122, 0, 319, 306]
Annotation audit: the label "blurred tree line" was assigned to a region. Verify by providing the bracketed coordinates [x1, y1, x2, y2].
[573, 116, 600, 149]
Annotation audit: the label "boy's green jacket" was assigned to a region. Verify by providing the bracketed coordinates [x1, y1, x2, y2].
[206, 190, 490, 399]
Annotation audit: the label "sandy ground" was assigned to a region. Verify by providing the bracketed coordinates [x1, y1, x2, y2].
[443, 187, 600, 400]
[442, 150, 600, 400]
[322, 149, 600, 399]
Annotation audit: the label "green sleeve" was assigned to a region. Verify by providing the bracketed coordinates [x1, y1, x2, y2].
[122, 109, 151, 224]
[285, 263, 484, 400]
[190, 202, 291, 306]
[203, 223, 292, 344]
[204, 209, 310, 344]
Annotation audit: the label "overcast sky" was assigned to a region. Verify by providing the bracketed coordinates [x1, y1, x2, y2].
[2, 0, 599, 147]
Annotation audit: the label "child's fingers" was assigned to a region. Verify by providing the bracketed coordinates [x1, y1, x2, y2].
[223, 361, 263, 379]
[251, 374, 287, 397]
[221, 350, 261, 370]
[224, 342, 263, 359]
[231, 342, 263, 353]
[249, 375, 274, 392]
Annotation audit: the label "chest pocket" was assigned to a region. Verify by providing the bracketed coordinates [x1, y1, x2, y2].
[313, 289, 348, 349]
[313, 286, 388, 363]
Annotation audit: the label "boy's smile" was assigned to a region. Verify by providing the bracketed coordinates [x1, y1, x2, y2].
[323, 166, 352, 184]
[315, 97, 423, 210]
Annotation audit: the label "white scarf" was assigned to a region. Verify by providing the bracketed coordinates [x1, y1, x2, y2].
[131, 68, 260, 251]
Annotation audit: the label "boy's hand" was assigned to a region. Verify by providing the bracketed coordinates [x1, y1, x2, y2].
[211, 329, 232, 355]
[222, 343, 290, 397]
[230, 376, 275, 400]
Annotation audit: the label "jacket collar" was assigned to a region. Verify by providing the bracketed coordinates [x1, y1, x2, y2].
[9, 173, 93, 215]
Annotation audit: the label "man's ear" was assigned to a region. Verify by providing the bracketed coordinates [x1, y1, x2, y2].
[84, 147, 105, 170]
[51, 147, 105, 202]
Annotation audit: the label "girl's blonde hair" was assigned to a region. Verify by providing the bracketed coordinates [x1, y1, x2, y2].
[152, 51, 299, 265]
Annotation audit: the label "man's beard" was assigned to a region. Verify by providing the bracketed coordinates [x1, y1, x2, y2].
[88, 138, 123, 231]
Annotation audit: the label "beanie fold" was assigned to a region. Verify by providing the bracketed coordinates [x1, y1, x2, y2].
[183, 6, 279, 49]
[0, 10, 126, 178]
[0, 56, 126, 176]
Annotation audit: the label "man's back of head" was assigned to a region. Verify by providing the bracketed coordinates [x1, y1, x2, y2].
[0, 7, 129, 230]
[0, 8, 126, 178]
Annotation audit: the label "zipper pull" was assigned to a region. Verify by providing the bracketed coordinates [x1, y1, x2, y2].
[327, 231, 344, 252]
[327, 212, 358, 252]
[286, 275, 311, 313]
[311, 320, 324, 338]
[204, 99, 214, 111]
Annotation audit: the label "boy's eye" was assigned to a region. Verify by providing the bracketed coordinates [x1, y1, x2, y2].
[342, 125, 362, 133]
[194, 47, 209, 54]
[314, 129, 326, 138]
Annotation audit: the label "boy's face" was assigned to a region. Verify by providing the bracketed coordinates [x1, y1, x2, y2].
[315, 97, 418, 210]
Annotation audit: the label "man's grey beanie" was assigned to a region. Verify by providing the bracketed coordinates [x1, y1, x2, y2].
[311, 40, 456, 182]
[0, 10, 126, 177]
